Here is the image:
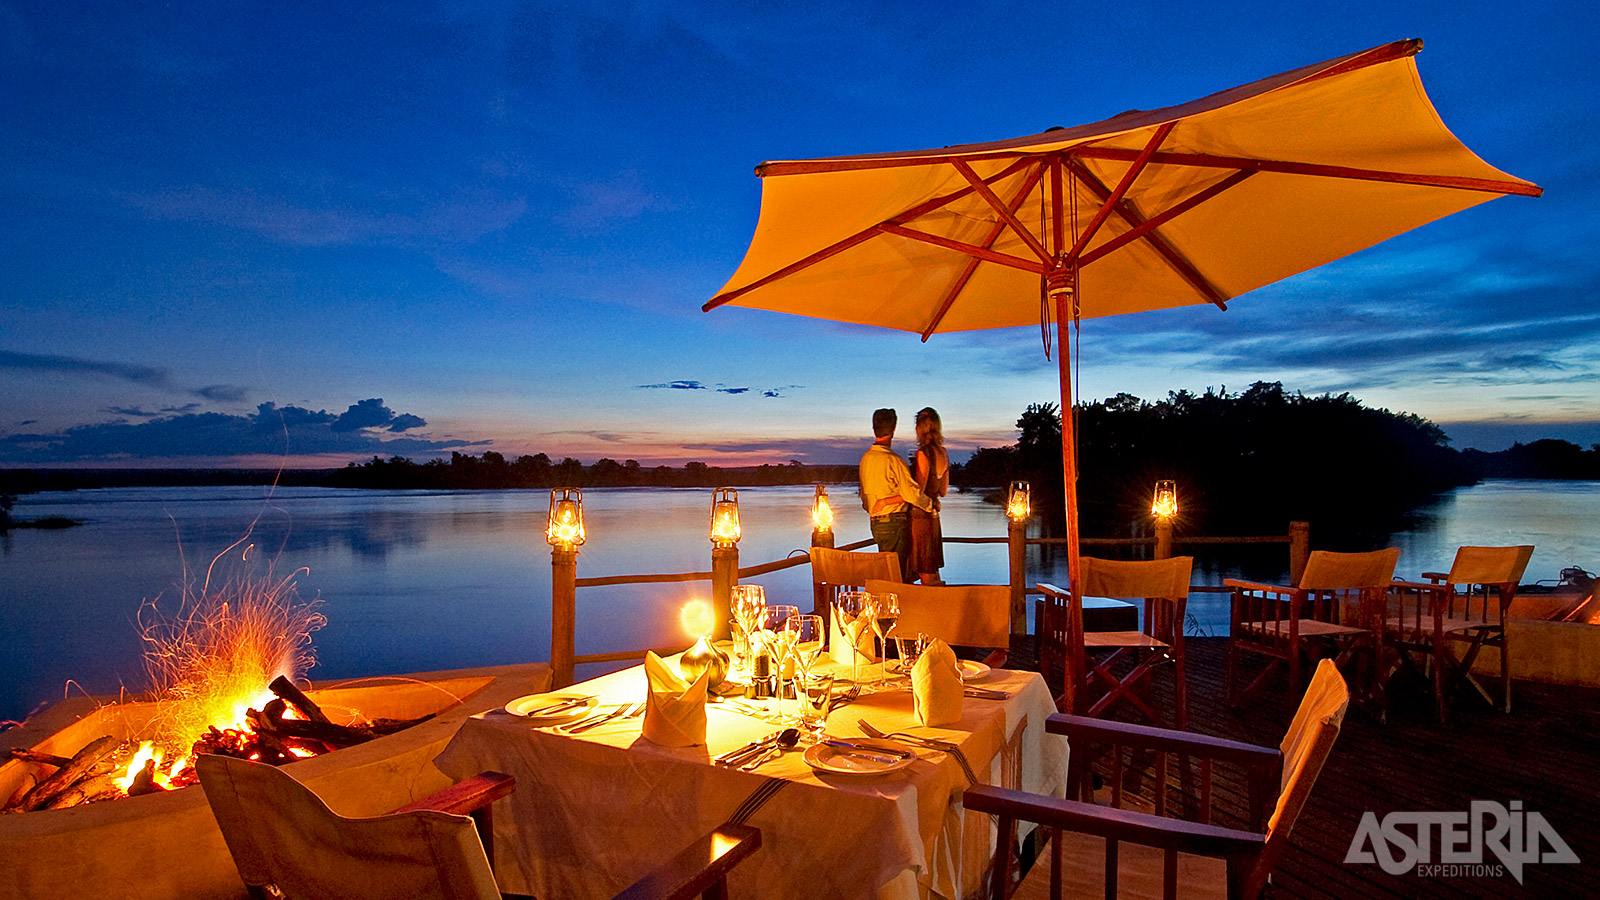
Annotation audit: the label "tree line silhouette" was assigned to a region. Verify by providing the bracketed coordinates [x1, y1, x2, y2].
[954, 382, 1600, 544]
[324, 452, 858, 491]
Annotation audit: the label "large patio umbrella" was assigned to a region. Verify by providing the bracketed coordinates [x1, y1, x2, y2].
[702, 39, 1539, 601]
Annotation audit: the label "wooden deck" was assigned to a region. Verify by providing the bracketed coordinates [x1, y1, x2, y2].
[1006, 636, 1600, 898]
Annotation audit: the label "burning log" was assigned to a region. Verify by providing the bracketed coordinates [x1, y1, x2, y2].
[4, 749, 73, 768]
[16, 736, 119, 811]
[43, 771, 122, 809]
[269, 675, 331, 723]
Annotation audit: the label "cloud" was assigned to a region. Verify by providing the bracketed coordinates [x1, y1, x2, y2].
[331, 398, 412, 432]
[387, 413, 427, 432]
[194, 384, 249, 403]
[554, 171, 671, 232]
[105, 406, 158, 417]
[636, 380, 803, 397]
[0, 350, 171, 387]
[161, 403, 202, 414]
[0, 399, 465, 464]
[638, 381, 708, 390]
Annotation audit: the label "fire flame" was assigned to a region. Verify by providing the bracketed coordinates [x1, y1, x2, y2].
[135, 550, 325, 779]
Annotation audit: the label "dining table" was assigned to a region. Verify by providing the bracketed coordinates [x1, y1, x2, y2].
[433, 655, 1067, 900]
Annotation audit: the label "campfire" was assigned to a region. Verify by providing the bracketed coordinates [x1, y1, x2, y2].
[3, 549, 429, 812]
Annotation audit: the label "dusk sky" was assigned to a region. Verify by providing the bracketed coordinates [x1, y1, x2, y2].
[3, 1, 1596, 468]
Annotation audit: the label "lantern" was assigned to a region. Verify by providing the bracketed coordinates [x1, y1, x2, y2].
[811, 484, 834, 534]
[546, 488, 585, 549]
[1006, 481, 1031, 522]
[1151, 480, 1178, 520]
[710, 487, 741, 548]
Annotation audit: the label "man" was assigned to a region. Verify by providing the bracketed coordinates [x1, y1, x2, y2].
[858, 408, 935, 581]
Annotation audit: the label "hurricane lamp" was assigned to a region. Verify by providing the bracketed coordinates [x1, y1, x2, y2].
[1006, 481, 1031, 522]
[545, 488, 585, 549]
[709, 487, 741, 547]
[1151, 480, 1178, 520]
[811, 484, 834, 534]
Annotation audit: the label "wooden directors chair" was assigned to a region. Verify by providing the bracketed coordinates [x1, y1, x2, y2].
[866, 578, 1011, 667]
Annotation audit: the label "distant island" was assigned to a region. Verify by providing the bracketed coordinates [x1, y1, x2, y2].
[3, 382, 1595, 544]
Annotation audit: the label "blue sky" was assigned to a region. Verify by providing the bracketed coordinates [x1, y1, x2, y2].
[2, 1, 1596, 467]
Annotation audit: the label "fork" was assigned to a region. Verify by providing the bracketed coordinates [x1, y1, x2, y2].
[857, 719, 980, 784]
[561, 702, 643, 734]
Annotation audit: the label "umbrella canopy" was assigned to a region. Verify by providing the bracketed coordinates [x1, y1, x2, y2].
[703, 39, 1539, 600]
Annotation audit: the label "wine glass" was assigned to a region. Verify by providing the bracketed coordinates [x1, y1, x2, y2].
[869, 592, 899, 681]
[768, 608, 800, 714]
[730, 585, 766, 673]
[785, 614, 825, 685]
[833, 591, 871, 685]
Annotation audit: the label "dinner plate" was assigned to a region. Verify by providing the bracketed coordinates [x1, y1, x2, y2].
[958, 660, 991, 682]
[503, 693, 598, 725]
[803, 738, 916, 776]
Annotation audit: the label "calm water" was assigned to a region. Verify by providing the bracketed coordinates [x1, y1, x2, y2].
[2, 480, 1596, 722]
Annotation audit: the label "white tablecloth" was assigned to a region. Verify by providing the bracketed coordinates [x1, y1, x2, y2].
[434, 662, 1066, 900]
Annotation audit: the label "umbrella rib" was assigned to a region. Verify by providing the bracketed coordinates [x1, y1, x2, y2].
[703, 157, 1039, 312]
[1077, 169, 1257, 267]
[877, 224, 1047, 274]
[920, 163, 1047, 341]
[1063, 122, 1175, 267]
[950, 159, 1053, 263]
[1072, 147, 1542, 197]
[1069, 160, 1230, 309]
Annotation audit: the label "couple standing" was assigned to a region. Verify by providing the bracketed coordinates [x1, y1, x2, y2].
[858, 407, 950, 585]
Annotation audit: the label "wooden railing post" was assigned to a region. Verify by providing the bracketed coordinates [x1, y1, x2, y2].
[551, 548, 578, 689]
[1007, 518, 1027, 635]
[1289, 521, 1310, 585]
[1153, 518, 1173, 560]
[811, 528, 834, 617]
[711, 546, 738, 641]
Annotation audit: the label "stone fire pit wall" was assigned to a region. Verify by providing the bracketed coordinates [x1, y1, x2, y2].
[0, 662, 551, 900]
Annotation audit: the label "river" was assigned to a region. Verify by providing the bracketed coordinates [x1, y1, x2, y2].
[2, 480, 1596, 722]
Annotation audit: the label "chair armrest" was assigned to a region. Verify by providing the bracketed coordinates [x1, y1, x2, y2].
[964, 785, 1265, 858]
[1223, 578, 1293, 594]
[611, 824, 762, 900]
[1390, 579, 1449, 592]
[981, 648, 1007, 669]
[1420, 571, 1448, 584]
[1047, 714, 1282, 770]
[390, 771, 515, 817]
[1036, 582, 1068, 598]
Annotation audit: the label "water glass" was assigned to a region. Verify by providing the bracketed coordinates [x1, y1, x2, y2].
[798, 672, 835, 741]
[894, 632, 930, 672]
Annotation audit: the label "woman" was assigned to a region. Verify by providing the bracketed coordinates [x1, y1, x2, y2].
[908, 407, 950, 585]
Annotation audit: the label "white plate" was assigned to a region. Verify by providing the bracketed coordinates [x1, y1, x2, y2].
[959, 660, 991, 682]
[804, 738, 916, 776]
[504, 693, 598, 725]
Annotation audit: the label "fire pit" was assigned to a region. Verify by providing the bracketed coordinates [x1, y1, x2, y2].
[0, 662, 551, 900]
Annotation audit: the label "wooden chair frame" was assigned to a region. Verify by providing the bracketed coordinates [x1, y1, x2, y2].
[968, 661, 1348, 900]
[1384, 545, 1531, 722]
[1038, 556, 1193, 728]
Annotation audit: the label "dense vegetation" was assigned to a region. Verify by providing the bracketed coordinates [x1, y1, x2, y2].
[324, 453, 856, 490]
[956, 382, 1600, 544]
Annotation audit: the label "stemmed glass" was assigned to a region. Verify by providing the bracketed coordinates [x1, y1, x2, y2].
[765, 607, 799, 716]
[833, 591, 872, 685]
[868, 592, 899, 681]
[730, 585, 766, 675]
[785, 614, 825, 687]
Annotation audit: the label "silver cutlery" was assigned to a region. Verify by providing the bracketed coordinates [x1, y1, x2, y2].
[963, 687, 1010, 700]
[857, 719, 979, 783]
[716, 730, 781, 765]
[821, 739, 914, 759]
[739, 728, 799, 771]
[525, 695, 595, 716]
[563, 701, 645, 734]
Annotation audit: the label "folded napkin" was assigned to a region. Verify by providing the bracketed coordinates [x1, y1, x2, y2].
[642, 651, 709, 747]
[828, 610, 876, 667]
[912, 639, 963, 727]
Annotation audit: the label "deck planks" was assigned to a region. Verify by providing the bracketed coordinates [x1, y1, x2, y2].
[1006, 635, 1599, 898]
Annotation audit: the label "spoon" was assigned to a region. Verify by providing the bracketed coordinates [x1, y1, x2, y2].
[741, 727, 799, 771]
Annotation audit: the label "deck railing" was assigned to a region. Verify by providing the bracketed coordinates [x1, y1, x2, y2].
[548, 505, 1309, 688]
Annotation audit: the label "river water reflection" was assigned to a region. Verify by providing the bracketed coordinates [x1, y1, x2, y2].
[3, 480, 1596, 722]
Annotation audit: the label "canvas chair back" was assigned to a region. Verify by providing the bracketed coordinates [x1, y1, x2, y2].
[1250, 659, 1348, 897]
[1081, 555, 1194, 641]
[1446, 545, 1533, 587]
[810, 547, 901, 589]
[197, 754, 499, 900]
[1297, 549, 1399, 591]
[865, 579, 1009, 648]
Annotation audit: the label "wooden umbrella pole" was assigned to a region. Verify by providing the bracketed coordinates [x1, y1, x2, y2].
[1053, 278, 1083, 635]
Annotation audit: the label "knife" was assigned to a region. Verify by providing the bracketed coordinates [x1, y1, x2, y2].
[821, 739, 913, 759]
[715, 731, 780, 765]
[524, 696, 593, 716]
